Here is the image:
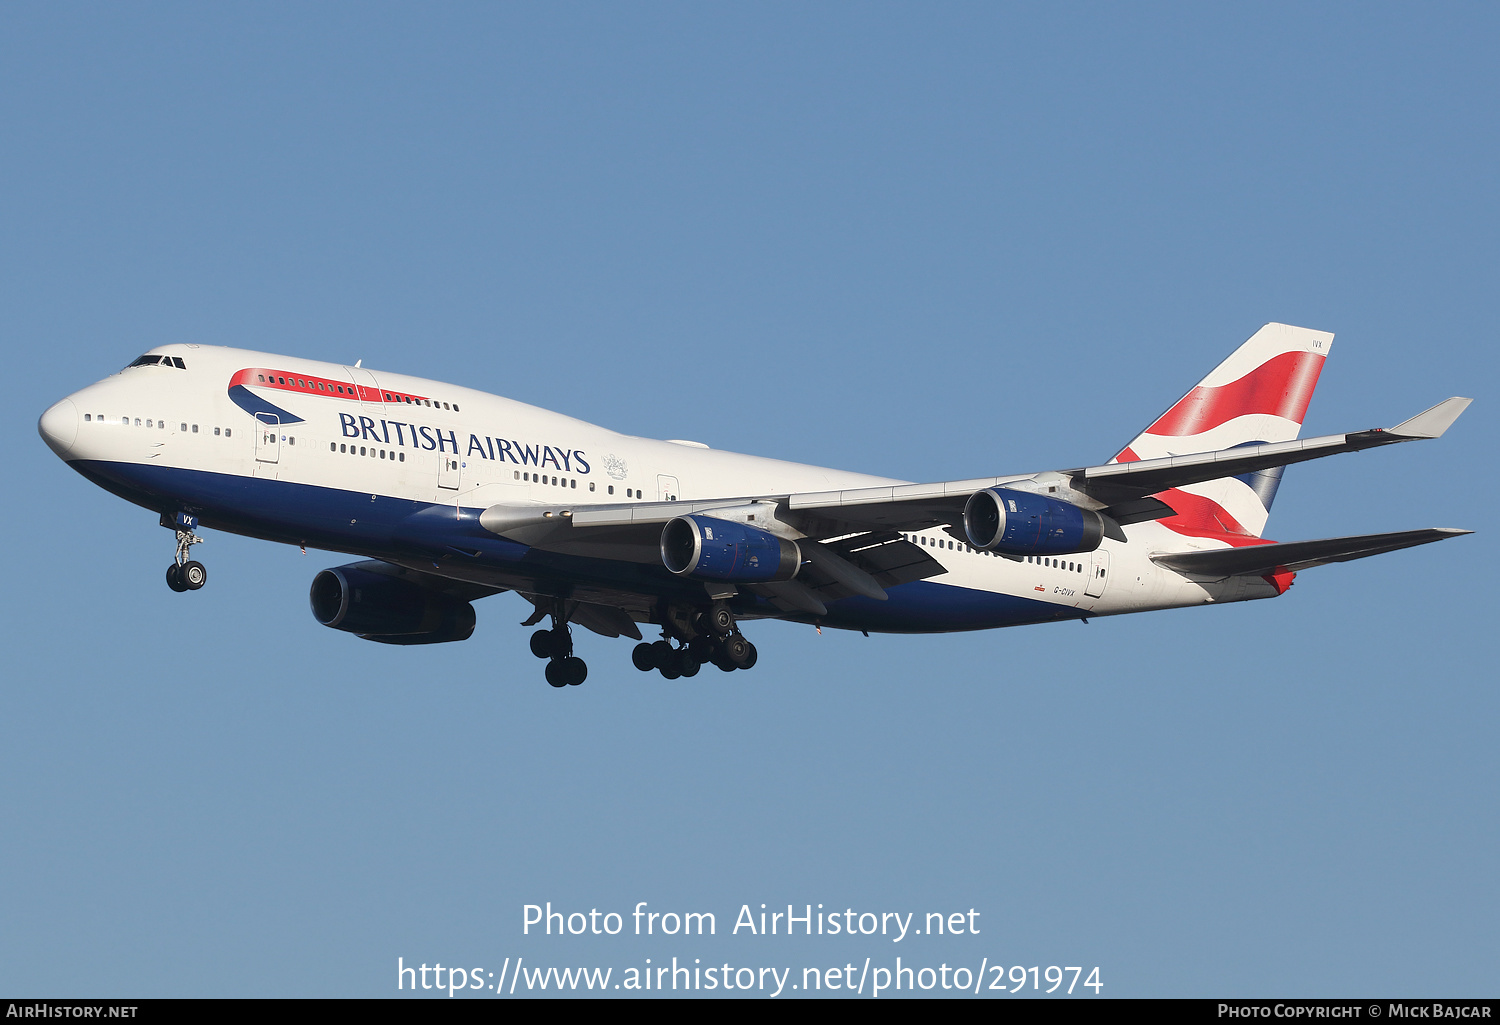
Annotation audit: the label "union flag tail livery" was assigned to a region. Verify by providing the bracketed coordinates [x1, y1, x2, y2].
[37, 322, 1470, 688]
[1112, 322, 1334, 541]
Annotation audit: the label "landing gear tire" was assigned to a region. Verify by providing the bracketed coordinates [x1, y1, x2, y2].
[532, 627, 570, 660]
[650, 639, 674, 669]
[545, 657, 587, 687]
[723, 634, 753, 668]
[676, 648, 701, 678]
[708, 604, 735, 636]
[180, 561, 207, 590]
[632, 643, 656, 672]
[165, 522, 205, 589]
[740, 641, 758, 670]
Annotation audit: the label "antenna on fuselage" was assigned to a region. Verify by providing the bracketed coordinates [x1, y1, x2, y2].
[354, 359, 362, 368]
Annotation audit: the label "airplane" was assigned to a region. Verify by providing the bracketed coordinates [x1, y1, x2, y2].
[37, 323, 1472, 688]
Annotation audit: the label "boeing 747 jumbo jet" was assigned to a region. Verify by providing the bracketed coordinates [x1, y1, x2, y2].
[38, 323, 1471, 687]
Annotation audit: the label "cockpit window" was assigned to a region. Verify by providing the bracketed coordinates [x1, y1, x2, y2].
[125, 354, 187, 370]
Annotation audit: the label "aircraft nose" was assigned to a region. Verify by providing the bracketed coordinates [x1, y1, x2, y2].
[38, 398, 79, 457]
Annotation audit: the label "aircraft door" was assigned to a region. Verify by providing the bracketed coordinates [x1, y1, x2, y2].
[255, 413, 280, 463]
[438, 454, 461, 490]
[1085, 548, 1111, 598]
[657, 474, 680, 502]
[344, 366, 383, 410]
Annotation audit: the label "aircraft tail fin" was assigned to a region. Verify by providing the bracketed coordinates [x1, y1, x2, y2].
[1111, 323, 1334, 539]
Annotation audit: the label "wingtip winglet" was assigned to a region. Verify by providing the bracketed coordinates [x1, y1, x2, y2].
[1388, 397, 1473, 438]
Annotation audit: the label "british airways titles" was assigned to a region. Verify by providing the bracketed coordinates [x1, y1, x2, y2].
[337, 412, 590, 474]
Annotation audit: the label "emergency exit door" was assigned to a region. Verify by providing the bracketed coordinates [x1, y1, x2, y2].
[1086, 549, 1111, 598]
[255, 413, 280, 463]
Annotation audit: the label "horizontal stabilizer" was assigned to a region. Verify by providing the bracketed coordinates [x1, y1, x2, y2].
[1388, 396, 1472, 439]
[1151, 528, 1472, 577]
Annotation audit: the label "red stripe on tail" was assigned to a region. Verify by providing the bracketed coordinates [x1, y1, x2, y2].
[1146, 350, 1326, 437]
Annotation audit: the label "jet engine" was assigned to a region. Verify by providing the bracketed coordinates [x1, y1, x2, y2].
[963, 487, 1105, 556]
[309, 565, 476, 645]
[660, 515, 801, 582]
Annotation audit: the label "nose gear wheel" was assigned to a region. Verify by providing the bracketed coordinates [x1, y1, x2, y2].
[164, 525, 207, 592]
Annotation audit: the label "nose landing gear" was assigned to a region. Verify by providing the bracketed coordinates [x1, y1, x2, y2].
[162, 512, 206, 592]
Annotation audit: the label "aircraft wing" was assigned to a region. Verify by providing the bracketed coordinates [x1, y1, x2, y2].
[778, 396, 1473, 526]
[476, 397, 1470, 591]
[1150, 528, 1472, 577]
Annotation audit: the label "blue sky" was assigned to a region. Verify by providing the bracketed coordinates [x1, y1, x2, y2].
[2, 3, 1495, 997]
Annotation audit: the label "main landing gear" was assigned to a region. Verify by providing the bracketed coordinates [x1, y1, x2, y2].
[528, 601, 587, 688]
[631, 602, 758, 679]
[162, 512, 207, 593]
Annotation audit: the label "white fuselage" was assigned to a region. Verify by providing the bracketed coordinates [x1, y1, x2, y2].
[41, 344, 1279, 634]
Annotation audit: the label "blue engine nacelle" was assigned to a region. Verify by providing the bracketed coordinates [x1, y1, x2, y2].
[963, 487, 1105, 556]
[660, 515, 802, 582]
[310, 566, 476, 644]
